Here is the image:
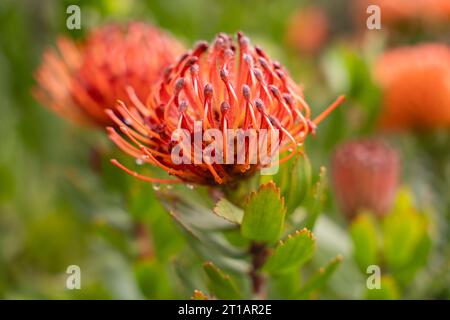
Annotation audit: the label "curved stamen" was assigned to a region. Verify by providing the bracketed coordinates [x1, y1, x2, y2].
[313, 95, 345, 125]
[111, 159, 181, 184]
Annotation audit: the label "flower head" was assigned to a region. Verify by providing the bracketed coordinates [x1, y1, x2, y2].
[108, 33, 344, 185]
[331, 139, 400, 220]
[34, 22, 184, 126]
[375, 43, 450, 130]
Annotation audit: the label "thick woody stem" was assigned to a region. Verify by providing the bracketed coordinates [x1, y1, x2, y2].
[249, 242, 269, 298]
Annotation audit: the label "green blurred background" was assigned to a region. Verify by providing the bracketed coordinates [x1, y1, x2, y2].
[0, 0, 448, 299]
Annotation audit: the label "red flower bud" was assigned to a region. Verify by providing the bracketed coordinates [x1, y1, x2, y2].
[332, 139, 400, 219]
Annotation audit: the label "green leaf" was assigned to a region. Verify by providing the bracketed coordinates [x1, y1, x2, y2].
[203, 262, 241, 299]
[400, 232, 431, 282]
[213, 198, 244, 224]
[365, 276, 400, 300]
[304, 167, 327, 230]
[223, 229, 250, 248]
[159, 186, 233, 231]
[269, 269, 301, 299]
[296, 255, 343, 299]
[382, 189, 431, 284]
[263, 228, 316, 274]
[241, 181, 286, 244]
[383, 205, 427, 272]
[284, 155, 312, 215]
[350, 213, 379, 273]
[158, 186, 247, 270]
[261, 154, 312, 215]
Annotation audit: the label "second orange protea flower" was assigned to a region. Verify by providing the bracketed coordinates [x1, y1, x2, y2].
[107, 33, 345, 185]
[374, 43, 450, 130]
[34, 22, 184, 126]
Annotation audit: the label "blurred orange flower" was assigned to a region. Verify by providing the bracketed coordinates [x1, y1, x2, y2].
[107, 33, 344, 185]
[285, 7, 329, 55]
[375, 43, 450, 130]
[34, 22, 184, 127]
[353, 0, 450, 28]
[332, 139, 400, 220]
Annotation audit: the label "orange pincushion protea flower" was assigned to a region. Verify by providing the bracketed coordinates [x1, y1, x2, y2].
[332, 139, 400, 220]
[375, 44, 450, 130]
[286, 7, 329, 55]
[107, 33, 344, 185]
[34, 22, 184, 126]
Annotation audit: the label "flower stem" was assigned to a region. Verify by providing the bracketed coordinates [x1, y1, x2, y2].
[249, 242, 269, 298]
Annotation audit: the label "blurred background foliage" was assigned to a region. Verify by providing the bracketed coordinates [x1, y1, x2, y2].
[0, 0, 448, 299]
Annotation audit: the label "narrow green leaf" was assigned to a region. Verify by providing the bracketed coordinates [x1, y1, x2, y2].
[260, 155, 312, 215]
[304, 167, 327, 230]
[382, 189, 431, 286]
[395, 232, 431, 284]
[241, 181, 286, 244]
[160, 187, 246, 266]
[169, 211, 246, 264]
[350, 213, 379, 272]
[203, 262, 241, 299]
[296, 255, 343, 299]
[213, 198, 244, 224]
[263, 228, 316, 274]
[383, 207, 426, 271]
[284, 155, 312, 215]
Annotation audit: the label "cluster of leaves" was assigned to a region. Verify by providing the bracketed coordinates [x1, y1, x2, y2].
[350, 189, 431, 299]
[155, 156, 342, 299]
